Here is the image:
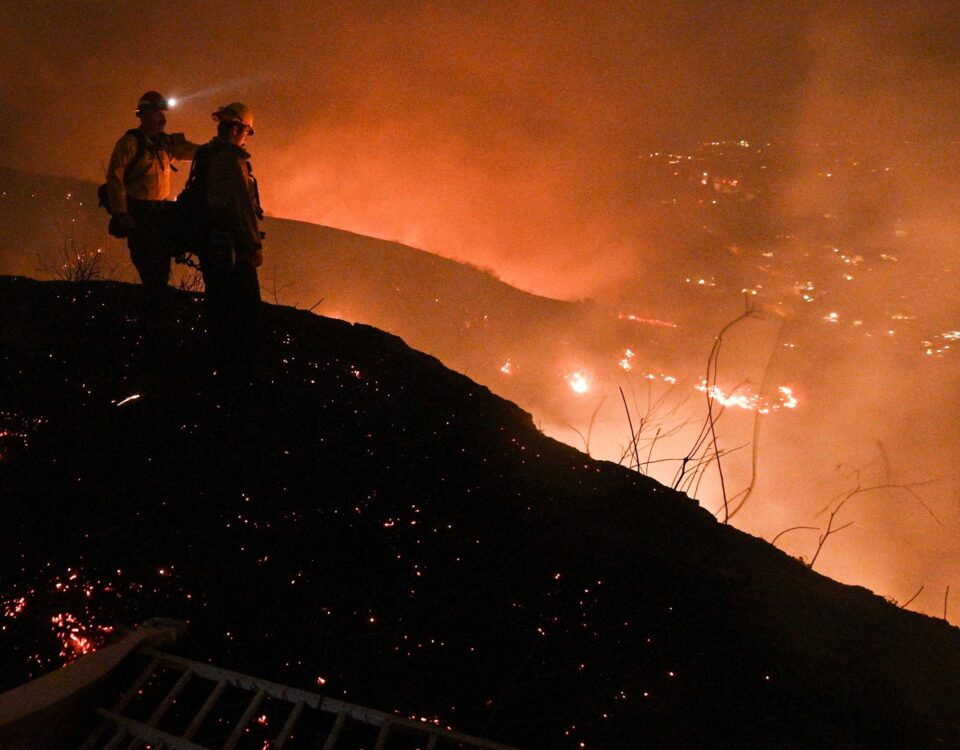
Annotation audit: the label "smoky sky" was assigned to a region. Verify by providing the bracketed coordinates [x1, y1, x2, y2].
[5, 1, 960, 296]
[0, 0, 819, 295]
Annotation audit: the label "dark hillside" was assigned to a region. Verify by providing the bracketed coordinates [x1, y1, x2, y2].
[0, 277, 957, 749]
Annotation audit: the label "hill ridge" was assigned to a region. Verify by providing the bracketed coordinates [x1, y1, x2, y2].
[1, 276, 958, 749]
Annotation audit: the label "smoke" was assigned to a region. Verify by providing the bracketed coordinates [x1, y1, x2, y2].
[1, 1, 815, 297]
[262, 2, 818, 298]
[736, 4, 960, 610]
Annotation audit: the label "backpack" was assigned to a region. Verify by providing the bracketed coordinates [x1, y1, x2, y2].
[97, 129, 150, 215]
[169, 143, 213, 256]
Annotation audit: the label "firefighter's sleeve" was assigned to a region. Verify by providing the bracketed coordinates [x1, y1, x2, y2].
[206, 154, 263, 258]
[167, 133, 200, 161]
[105, 134, 138, 215]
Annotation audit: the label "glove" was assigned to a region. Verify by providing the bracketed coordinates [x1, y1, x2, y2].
[108, 213, 136, 239]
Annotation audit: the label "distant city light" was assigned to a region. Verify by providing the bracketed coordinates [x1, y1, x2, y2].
[567, 372, 590, 394]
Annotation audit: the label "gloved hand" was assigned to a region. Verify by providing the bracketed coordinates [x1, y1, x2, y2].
[108, 213, 136, 239]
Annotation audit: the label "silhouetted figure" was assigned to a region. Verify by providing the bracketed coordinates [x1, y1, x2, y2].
[105, 91, 198, 364]
[194, 102, 265, 380]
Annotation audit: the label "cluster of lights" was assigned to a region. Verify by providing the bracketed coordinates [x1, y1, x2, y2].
[923, 330, 959, 357]
[794, 281, 819, 303]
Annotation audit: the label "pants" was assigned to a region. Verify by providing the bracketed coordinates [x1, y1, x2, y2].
[127, 200, 174, 362]
[201, 259, 261, 376]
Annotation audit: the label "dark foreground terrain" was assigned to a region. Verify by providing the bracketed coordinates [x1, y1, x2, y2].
[0, 277, 958, 749]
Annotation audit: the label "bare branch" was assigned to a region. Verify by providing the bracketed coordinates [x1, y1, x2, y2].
[808, 500, 854, 570]
[770, 526, 819, 547]
[619, 387, 641, 471]
[900, 585, 924, 610]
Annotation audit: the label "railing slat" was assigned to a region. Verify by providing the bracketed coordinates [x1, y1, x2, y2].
[222, 687, 266, 750]
[322, 712, 347, 750]
[273, 700, 305, 750]
[183, 678, 227, 741]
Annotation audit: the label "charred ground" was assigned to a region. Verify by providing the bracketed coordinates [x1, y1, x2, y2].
[0, 277, 958, 749]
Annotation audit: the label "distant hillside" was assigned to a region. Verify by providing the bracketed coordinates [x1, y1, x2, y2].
[1, 277, 957, 749]
[0, 167, 673, 435]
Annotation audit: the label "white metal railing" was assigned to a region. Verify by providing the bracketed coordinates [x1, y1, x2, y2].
[81, 646, 523, 750]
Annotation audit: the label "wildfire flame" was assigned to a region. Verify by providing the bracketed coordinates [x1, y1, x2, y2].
[696, 382, 799, 413]
[567, 372, 590, 394]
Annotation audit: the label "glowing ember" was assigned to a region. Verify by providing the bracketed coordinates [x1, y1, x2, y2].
[617, 314, 679, 329]
[49, 612, 111, 662]
[3, 596, 27, 619]
[500, 360, 513, 375]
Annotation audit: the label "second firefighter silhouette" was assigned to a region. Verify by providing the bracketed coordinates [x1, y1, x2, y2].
[187, 102, 265, 375]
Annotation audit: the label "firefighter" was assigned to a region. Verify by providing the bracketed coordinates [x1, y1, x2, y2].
[106, 91, 198, 358]
[197, 102, 265, 377]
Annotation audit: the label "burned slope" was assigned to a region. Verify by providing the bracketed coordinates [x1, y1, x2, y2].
[0, 277, 958, 749]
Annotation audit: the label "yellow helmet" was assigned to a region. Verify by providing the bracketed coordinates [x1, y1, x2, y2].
[212, 102, 254, 134]
[136, 90, 169, 115]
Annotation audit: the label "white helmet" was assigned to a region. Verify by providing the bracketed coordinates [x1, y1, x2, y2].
[212, 102, 254, 134]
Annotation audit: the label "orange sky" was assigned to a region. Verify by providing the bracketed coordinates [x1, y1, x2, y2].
[4, 2, 960, 296]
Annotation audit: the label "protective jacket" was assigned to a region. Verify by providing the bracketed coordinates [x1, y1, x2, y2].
[202, 138, 265, 262]
[106, 130, 198, 214]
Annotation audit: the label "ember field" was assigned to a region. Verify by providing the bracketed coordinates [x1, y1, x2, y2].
[1, 277, 958, 748]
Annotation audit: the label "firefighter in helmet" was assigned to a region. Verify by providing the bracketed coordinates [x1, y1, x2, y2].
[105, 91, 199, 359]
[195, 102, 265, 376]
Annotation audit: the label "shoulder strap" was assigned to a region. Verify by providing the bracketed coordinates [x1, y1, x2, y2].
[182, 143, 212, 193]
[122, 129, 153, 184]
